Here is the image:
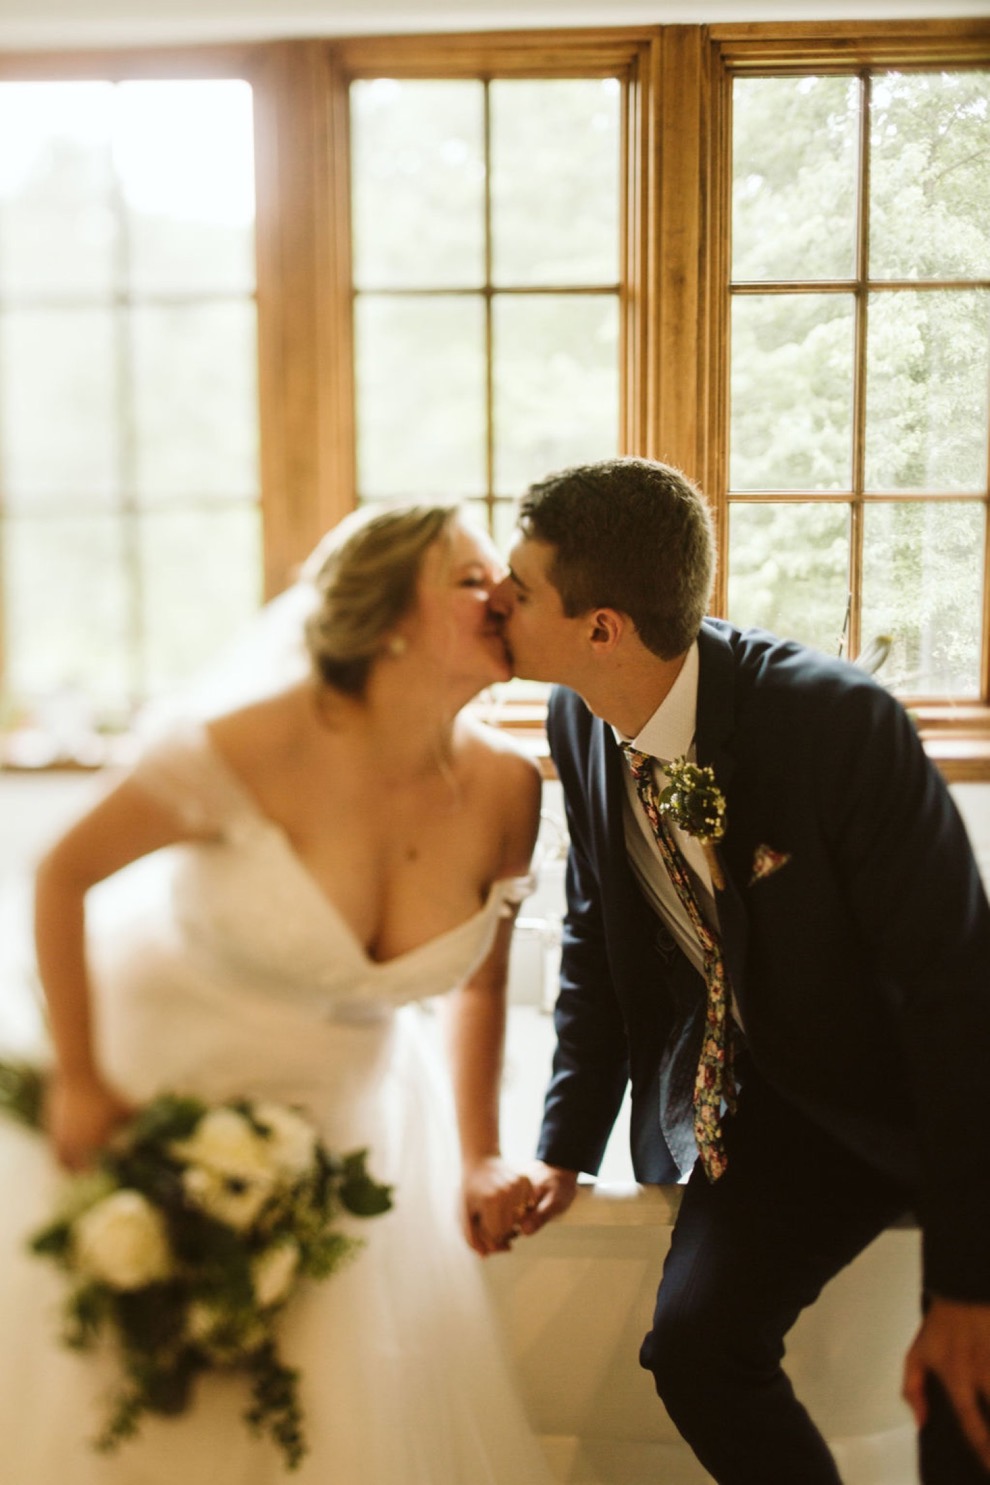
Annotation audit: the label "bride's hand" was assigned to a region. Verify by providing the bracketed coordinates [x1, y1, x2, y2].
[461, 1156, 536, 1257]
[45, 1072, 134, 1171]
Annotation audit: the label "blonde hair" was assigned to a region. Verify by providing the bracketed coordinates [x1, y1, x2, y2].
[303, 502, 460, 698]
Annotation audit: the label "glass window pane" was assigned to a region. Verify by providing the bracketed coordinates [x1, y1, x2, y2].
[727, 501, 850, 653]
[870, 71, 990, 281]
[865, 290, 990, 492]
[3, 514, 129, 714]
[730, 293, 855, 492]
[0, 81, 116, 297]
[138, 507, 262, 694]
[355, 294, 486, 497]
[132, 302, 260, 501]
[117, 80, 256, 296]
[351, 80, 485, 291]
[862, 501, 983, 697]
[493, 293, 619, 494]
[491, 78, 620, 287]
[732, 76, 859, 282]
[490, 499, 522, 550]
[0, 307, 118, 505]
[463, 496, 534, 558]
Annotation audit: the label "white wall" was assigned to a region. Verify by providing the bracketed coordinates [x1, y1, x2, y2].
[0, 0, 984, 49]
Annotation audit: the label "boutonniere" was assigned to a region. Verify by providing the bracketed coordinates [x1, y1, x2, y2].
[658, 757, 727, 890]
[749, 843, 792, 885]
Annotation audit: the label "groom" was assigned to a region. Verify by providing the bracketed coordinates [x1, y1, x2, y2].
[488, 457, 990, 1484]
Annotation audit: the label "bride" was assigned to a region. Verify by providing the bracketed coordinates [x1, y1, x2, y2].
[0, 501, 556, 1482]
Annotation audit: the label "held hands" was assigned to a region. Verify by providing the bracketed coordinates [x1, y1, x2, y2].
[461, 1156, 537, 1257]
[460, 1158, 580, 1256]
[45, 1071, 135, 1171]
[516, 1161, 579, 1235]
[903, 1297, 990, 1472]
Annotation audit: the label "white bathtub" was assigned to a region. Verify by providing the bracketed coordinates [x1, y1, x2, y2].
[484, 1181, 922, 1485]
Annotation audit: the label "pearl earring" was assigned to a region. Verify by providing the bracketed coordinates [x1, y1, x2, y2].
[386, 635, 407, 658]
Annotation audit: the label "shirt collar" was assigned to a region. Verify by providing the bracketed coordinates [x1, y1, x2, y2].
[612, 640, 699, 761]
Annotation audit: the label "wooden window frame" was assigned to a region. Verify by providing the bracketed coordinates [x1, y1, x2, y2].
[0, 19, 987, 778]
[704, 19, 990, 780]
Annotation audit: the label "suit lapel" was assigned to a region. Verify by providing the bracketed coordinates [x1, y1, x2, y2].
[593, 717, 630, 861]
[587, 707, 679, 989]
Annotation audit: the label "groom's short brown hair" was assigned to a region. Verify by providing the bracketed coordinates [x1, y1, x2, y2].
[518, 457, 715, 660]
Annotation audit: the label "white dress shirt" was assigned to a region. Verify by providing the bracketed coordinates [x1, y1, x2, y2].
[613, 642, 720, 977]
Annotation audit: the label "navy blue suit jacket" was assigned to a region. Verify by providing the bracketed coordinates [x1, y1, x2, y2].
[537, 619, 990, 1301]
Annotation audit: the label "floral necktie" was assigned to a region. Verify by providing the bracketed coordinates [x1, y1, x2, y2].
[623, 745, 737, 1181]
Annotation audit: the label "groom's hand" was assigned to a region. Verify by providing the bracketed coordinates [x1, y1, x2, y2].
[903, 1297, 990, 1471]
[518, 1161, 579, 1235]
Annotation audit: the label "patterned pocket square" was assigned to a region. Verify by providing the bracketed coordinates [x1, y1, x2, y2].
[749, 843, 792, 885]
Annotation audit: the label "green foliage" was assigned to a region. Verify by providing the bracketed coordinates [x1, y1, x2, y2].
[122, 1092, 207, 1146]
[64, 1282, 113, 1349]
[300, 1230, 362, 1282]
[28, 1215, 73, 1260]
[337, 1148, 395, 1218]
[94, 1388, 145, 1452]
[246, 1341, 306, 1472]
[115, 1281, 188, 1354]
[0, 1058, 46, 1130]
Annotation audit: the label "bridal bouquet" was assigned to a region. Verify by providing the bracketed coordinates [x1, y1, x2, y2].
[5, 1077, 392, 1471]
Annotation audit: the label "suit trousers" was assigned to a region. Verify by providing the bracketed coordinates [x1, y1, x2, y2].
[637, 1067, 987, 1484]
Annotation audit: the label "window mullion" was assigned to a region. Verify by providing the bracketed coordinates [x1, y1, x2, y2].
[848, 70, 872, 663]
[483, 78, 495, 528]
[111, 86, 145, 712]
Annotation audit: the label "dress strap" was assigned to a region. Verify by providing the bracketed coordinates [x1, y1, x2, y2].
[494, 873, 536, 918]
[129, 722, 258, 838]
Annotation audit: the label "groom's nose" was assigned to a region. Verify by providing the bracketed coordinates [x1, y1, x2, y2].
[488, 575, 514, 617]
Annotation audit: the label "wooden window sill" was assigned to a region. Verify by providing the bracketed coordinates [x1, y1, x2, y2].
[482, 703, 990, 787]
[5, 706, 990, 785]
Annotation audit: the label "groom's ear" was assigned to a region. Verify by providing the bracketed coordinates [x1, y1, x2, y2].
[587, 607, 626, 654]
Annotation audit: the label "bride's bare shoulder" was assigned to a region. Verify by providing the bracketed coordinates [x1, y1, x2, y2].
[458, 712, 541, 784]
[456, 715, 542, 864]
[204, 685, 310, 781]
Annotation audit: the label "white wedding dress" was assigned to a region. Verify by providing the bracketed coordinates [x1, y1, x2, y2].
[0, 724, 556, 1484]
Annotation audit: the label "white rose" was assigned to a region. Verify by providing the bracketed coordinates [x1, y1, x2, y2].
[170, 1108, 275, 1182]
[251, 1103, 318, 1179]
[181, 1163, 274, 1232]
[73, 1189, 173, 1291]
[251, 1241, 300, 1309]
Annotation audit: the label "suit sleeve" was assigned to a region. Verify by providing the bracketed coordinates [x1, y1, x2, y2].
[536, 695, 630, 1176]
[819, 680, 990, 1302]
